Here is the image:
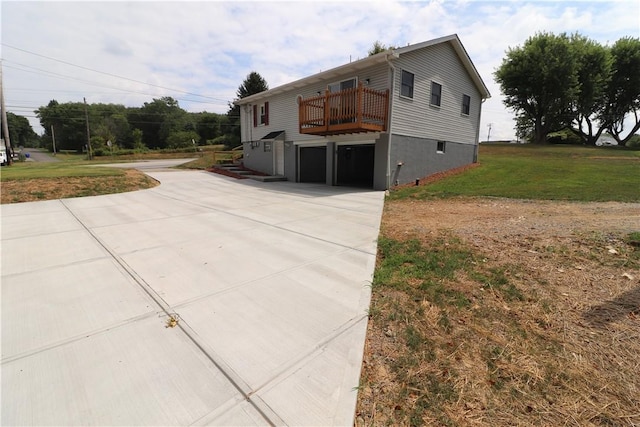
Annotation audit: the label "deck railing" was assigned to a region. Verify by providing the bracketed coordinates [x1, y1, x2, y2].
[299, 82, 389, 135]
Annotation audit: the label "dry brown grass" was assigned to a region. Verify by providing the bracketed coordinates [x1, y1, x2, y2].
[0, 169, 158, 204]
[357, 198, 640, 426]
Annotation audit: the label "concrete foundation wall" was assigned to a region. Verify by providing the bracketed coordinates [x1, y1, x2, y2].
[389, 134, 476, 186]
[242, 141, 274, 174]
[284, 142, 296, 181]
[373, 134, 390, 191]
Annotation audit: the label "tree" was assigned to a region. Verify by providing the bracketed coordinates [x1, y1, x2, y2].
[568, 34, 612, 145]
[227, 71, 269, 146]
[495, 32, 579, 144]
[128, 97, 186, 149]
[602, 37, 640, 145]
[166, 130, 200, 149]
[195, 112, 222, 144]
[368, 41, 395, 56]
[35, 100, 87, 152]
[7, 112, 38, 148]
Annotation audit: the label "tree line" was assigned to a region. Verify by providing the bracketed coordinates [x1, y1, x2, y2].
[495, 32, 640, 145]
[34, 97, 236, 155]
[5, 72, 270, 156]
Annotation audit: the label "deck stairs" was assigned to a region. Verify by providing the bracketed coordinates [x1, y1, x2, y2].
[211, 163, 287, 182]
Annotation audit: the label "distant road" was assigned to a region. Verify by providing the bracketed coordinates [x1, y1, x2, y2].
[23, 148, 60, 162]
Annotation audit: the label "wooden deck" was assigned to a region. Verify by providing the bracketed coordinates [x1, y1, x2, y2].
[299, 83, 389, 136]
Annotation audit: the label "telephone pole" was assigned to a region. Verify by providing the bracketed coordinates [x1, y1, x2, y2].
[84, 97, 92, 159]
[51, 125, 57, 155]
[1, 61, 13, 165]
[487, 123, 493, 143]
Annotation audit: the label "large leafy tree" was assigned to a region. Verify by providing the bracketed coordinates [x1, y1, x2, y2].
[7, 112, 38, 148]
[568, 34, 613, 145]
[227, 71, 269, 146]
[602, 37, 640, 145]
[495, 32, 579, 144]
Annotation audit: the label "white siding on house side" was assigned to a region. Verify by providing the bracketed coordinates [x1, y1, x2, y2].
[391, 43, 482, 144]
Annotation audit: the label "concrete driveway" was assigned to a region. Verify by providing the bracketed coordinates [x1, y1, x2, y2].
[1, 165, 385, 426]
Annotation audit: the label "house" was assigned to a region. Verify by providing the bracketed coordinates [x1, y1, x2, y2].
[234, 34, 490, 190]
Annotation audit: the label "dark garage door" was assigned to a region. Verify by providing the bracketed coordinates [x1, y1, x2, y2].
[299, 146, 326, 183]
[336, 144, 375, 187]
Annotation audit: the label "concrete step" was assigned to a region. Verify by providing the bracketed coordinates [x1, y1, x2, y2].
[247, 175, 288, 182]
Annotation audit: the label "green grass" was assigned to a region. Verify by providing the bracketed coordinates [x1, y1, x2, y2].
[0, 161, 125, 181]
[392, 144, 640, 202]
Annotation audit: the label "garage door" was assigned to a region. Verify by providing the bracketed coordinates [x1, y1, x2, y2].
[336, 144, 374, 187]
[299, 146, 326, 183]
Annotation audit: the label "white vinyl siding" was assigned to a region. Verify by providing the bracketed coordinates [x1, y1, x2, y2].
[391, 42, 482, 144]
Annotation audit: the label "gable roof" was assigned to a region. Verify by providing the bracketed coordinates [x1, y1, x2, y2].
[235, 34, 490, 105]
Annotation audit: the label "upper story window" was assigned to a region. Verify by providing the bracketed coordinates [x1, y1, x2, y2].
[430, 81, 442, 107]
[462, 94, 471, 115]
[401, 70, 414, 98]
[253, 102, 269, 127]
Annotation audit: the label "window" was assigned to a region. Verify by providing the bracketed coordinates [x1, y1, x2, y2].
[430, 81, 442, 106]
[253, 102, 269, 127]
[401, 70, 414, 98]
[462, 94, 471, 115]
[437, 141, 446, 153]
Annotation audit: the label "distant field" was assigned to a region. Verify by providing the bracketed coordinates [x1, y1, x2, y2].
[392, 144, 640, 202]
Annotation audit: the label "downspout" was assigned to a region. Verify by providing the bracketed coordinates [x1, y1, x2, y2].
[385, 52, 399, 190]
[475, 98, 486, 163]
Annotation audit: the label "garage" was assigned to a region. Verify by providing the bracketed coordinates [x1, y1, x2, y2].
[336, 144, 375, 187]
[299, 146, 326, 183]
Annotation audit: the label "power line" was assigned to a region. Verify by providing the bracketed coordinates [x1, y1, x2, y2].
[2, 43, 231, 103]
[3, 61, 228, 107]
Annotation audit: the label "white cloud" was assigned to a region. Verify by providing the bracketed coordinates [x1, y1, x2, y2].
[2, 0, 638, 138]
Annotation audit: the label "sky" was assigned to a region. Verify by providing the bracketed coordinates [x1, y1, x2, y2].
[2, 0, 639, 140]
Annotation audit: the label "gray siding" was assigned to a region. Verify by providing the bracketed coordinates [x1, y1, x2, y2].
[389, 134, 476, 185]
[242, 140, 274, 174]
[391, 43, 482, 144]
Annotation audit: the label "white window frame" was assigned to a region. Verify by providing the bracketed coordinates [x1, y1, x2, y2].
[437, 141, 446, 154]
[259, 103, 267, 125]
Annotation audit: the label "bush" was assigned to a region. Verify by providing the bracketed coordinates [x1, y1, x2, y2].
[210, 134, 239, 149]
[547, 129, 583, 145]
[166, 131, 200, 149]
[626, 134, 640, 149]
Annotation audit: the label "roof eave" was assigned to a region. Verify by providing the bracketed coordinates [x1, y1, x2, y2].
[234, 34, 490, 105]
[234, 52, 392, 105]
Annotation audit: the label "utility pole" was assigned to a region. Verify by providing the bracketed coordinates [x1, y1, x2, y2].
[51, 125, 57, 155]
[84, 97, 92, 159]
[1, 61, 13, 165]
[487, 123, 493, 143]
